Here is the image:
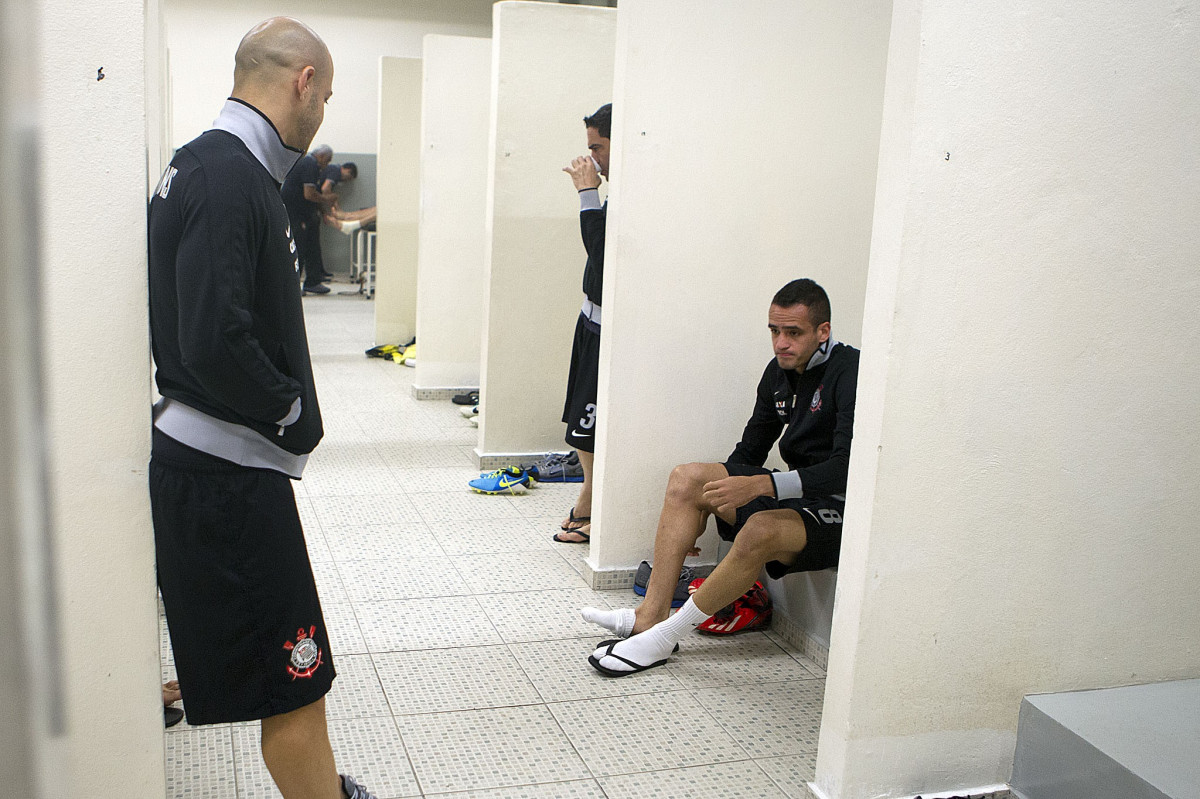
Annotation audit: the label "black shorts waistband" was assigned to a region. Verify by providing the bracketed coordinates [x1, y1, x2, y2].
[152, 427, 242, 473]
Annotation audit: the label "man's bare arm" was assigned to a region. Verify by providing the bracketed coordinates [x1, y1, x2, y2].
[302, 183, 337, 208]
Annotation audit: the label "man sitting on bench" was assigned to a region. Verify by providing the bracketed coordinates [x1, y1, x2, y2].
[581, 278, 859, 676]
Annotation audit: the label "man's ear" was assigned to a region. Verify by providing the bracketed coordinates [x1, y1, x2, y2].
[818, 321, 831, 343]
[296, 65, 316, 98]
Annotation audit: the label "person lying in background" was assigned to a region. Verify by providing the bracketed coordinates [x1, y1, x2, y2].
[323, 205, 376, 233]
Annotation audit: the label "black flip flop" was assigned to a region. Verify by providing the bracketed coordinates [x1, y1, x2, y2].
[587, 639, 677, 677]
[164, 706, 184, 728]
[552, 527, 590, 544]
[560, 506, 591, 531]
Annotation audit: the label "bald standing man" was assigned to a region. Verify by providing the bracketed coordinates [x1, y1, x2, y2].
[148, 18, 377, 799]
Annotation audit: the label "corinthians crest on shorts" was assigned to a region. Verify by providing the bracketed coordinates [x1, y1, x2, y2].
[283, 625, 323, 679]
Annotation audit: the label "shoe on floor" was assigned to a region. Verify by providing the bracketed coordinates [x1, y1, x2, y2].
[633, 560, 694, 607]
[164, 706, 184, 728]
[340, 774, 379, 799]
[477, 466, 530, 482]
[552, 524, 590, 544]
[468, 468, 529, 495]
[460, 405, 479, 417]
[691, 579, 773, 635]
[560, 505, 590, 531]
[522, 451, 584, 482]
[452, 390, 480, 406]
[588, 638, 672, 677]
[302, 283, 330, 295]
[364, 343, 401, 359]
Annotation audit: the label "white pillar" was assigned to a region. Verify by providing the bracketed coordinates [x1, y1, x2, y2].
[375, 56, 422, 346]
[37, 0, 164, 795]
[477, 1, 616, 461]
[590, 0, 892, 645]
[413, 34, 492, 395]
[817, 1, 1200, 796]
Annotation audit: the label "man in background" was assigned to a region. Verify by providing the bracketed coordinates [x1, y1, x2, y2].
[553, 103, 611, 545]
[282, 143, 335, 293]
[320, 159, 357, 195]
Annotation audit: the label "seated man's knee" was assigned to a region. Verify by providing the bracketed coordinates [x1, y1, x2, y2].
[731, 513, 799, 562]
[665, 462, 714, 503]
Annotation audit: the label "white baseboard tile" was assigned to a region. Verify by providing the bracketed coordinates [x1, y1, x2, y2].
[770, 611, 830, 671]
[475, 451, 553, 470]
[411, 386, 475, 400]
[581, 561, 637, 590]
[807, 783, 1013, 799]
[582, 562, 718, 591]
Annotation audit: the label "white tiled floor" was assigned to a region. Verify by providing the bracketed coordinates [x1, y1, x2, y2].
[162, 291, 824, 798]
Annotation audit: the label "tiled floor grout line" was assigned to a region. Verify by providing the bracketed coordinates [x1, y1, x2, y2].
[756, 752, 820, 799]
[377, 679, 426, 799]
[533, 662, 609, 795]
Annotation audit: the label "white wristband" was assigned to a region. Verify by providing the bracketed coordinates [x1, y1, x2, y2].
[771, 471, 804, 500]
[578, 188, 602, 211]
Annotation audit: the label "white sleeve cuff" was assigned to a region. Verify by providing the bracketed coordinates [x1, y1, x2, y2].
[276, 397, 302, 427]
[578, 188, 602, 211]
[771, 471, 804, 500]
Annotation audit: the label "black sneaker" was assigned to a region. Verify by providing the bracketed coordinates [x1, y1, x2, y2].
[632, 560, 693, 607]
[452, 390, 480, 406]
[303, 283, 330, 295]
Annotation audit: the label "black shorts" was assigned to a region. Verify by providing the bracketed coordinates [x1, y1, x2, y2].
[715, 462, 844, 578]
[150, 429, 335, 725]
[562, 313, 600, 453]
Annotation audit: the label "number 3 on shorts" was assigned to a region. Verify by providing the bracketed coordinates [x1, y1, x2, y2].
[818, 508, 842, 524]
[578, 403, 597, 430]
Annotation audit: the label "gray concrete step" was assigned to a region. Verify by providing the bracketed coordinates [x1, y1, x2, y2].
[1011, 678, 1200, 799]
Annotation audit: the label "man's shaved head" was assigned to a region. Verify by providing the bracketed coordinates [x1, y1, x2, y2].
[233, 17, 331, 92]
[229, 17, 334, 152]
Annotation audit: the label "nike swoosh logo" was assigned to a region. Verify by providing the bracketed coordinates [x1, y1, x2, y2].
[569, 431, 590, 438]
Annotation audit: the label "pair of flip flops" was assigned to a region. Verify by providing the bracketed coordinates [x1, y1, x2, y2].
[552, 507, 591, 543]
[588, 639, 679, 677]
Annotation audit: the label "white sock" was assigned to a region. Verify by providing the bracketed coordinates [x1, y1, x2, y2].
[581, 607, 635, 638]
[340, 220, 362, 233]
[591, 597, 710, 673]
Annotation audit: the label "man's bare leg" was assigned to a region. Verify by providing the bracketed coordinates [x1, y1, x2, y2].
[633, 462, 732, 632]
[261, 697, 344, 799]
[322, 206, 377, 232]
[580, 461, 727, 636]
[589, 509, 807, 675]
[557, 449, 595, 542]
[690, 509, 805, 614]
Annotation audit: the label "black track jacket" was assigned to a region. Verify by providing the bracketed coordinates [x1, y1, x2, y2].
[148, 100, 322, 476]
[727, 342, 860, 500]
